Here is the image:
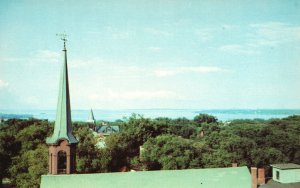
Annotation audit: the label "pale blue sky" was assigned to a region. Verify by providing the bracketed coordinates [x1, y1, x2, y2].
[0, 0, 300, 110]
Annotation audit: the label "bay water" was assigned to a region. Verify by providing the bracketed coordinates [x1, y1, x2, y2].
[1, 109, 300, 122]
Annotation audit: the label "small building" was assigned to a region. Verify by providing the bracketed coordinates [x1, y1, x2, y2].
[271, 163, 300, 184]
[96, 124, 120, 136]
[92, 124, 120, 148]
[41, 166, 251, 188]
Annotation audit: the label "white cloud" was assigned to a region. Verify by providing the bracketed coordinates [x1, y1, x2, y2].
[87, 30, 102, 35]
[1, 50, 60, 64]
[69, 58, 105, 69]
[195, 29, 213, 42]
[102, 26, 132, 40]
[221, 24, 238, 30]
[0, 80, 9, 88]
[195, 24, 238, 42]
[250, 22, 300, 40]
[250, 22, 300, 44]
[88, 89, 177, 101]
[148, 47, 162, 52]
[0, 57, 26, 62]
[111, 31, 130, 40]
[24, 96, 39, 105]
[219, 44, 258, 55]
[34, 50, 60, 61]
[154, 66, 225, 77]
[219, 22, 300, 55]
[126, 66, 146, 73]
[144, 28, 173, 37]
[122, 90, 176, 100]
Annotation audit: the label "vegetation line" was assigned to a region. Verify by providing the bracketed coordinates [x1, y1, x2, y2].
[0, 114, 299, 187]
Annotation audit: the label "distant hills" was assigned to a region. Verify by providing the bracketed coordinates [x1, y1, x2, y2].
[1, 109, 300, 121]
[0, 113, 33, 119]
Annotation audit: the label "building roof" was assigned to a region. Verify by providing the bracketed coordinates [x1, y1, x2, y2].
[260, 179, 300, 188]
[41, 166, 251, 188]
[46, 41, 78, 145]
[271, 163, 300, 170]
[96, 125, 119, 135]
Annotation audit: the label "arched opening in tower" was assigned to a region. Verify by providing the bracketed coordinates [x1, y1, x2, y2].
[57, 150, 67, 174]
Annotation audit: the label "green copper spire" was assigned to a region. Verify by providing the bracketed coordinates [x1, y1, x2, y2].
[46, 37, 78, 144]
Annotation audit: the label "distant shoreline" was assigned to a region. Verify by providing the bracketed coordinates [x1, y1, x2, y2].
[1, 109, 300, 122]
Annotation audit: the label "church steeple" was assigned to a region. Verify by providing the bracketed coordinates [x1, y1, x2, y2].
[46, 35, 78, 145]
[46, 35, 78, 175]
[87, 108, 96, 124]
[87, 108, 96, 131]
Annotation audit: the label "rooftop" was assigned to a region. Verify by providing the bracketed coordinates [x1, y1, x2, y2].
[41, 166, 251, 188]
[96, 125, 119, 134]
[271, 163, 300, 170]
[260, 179, 300, 188]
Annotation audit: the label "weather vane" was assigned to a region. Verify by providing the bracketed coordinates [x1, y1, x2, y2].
[56, 33, 68, 48]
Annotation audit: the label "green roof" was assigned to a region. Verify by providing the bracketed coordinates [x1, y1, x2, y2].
[271, 163, 300, 170]
[41, 166, 251, 188]
[46, 42, 78, 145]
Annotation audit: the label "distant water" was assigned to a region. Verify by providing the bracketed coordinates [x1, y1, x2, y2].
[1, 109, 300, 122]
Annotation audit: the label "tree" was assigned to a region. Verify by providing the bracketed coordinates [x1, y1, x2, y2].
[117, 114, 169, 159]
[194, 114, 218, 125]
[202, 149, 233, 168]
[203, 134, 257, 168]
[16, 121, 51, 153]
[105, 133, 130, 171]
[1, 115, 300, 187]
[74, 126, 110, 173]
[141, 134, 205, 170]
[0, 131, 16, 185]
[9, 145, 48, 188]
[251, 147, 288, 167]
[220, 135, 257, 166]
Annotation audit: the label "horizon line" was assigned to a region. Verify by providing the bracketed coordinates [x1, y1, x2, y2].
[1, 108, 300, 111]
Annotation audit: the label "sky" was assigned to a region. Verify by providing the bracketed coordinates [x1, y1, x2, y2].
[0, 0, 300, 110]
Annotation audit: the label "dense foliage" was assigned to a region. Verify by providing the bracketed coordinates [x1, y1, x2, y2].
[0, 114, 299, 187]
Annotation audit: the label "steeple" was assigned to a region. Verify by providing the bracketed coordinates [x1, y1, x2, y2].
[46, 35, 78, 175]
[46, 35, 78, 144]
[87, 108, 96, 124]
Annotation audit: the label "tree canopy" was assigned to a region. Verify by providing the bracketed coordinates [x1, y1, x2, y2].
[0, 114, 299, 187]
